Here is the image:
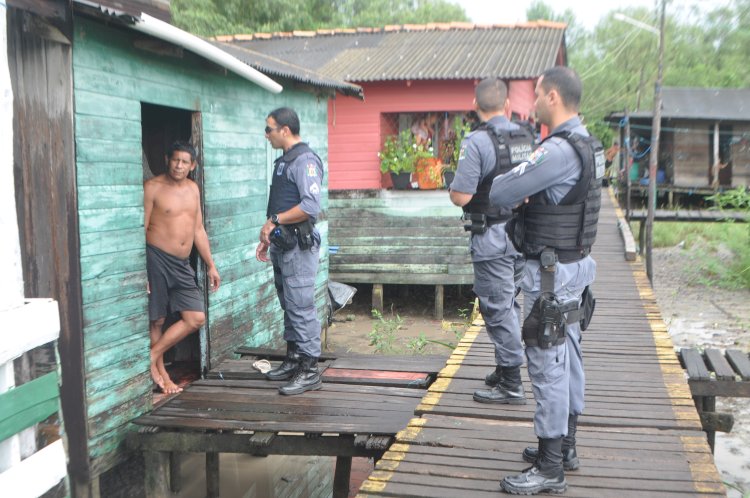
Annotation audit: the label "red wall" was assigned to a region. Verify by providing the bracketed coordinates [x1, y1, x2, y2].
[327, 79, 537, 190]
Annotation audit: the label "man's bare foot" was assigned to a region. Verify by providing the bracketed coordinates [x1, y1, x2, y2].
[157, 360, 183, 394]
[150, 360, 165, 391]
[161, 379, 183, 394]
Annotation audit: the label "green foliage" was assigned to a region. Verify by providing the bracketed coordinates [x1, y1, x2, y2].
[172, 0, 469, 36]
[649, 222, 750, 290]
[378, 130, 433, 174]
[708, 187, 750, 212]
[445, 116, 471, 172]
[368, 308, 403, 354]
[585, 119, 615, 148]
[405, 333, 429, 354]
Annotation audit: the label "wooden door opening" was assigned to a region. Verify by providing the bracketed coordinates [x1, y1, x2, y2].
[141, 103, 207, 385]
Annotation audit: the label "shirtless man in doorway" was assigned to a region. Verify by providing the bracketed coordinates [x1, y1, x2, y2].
[144, 141, 220, 393]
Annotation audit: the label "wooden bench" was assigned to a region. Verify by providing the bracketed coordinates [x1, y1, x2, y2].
[678, 347, 750, 451]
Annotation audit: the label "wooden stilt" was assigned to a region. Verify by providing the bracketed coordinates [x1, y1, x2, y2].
[434, 285, 444, 321]
[144, 451, 169, 498]
[169, 451, 181, 493]
[333, 456, 352, 498]
[206, 452, 219, 498]
[372, 284, 383, 314]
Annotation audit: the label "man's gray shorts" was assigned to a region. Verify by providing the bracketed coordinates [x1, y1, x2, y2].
[147, 244, 204, 321]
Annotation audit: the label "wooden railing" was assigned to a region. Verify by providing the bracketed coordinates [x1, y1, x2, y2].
[0, 298, 66, 497]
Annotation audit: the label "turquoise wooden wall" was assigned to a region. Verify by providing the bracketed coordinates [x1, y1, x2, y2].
[73, 18, 330, 476]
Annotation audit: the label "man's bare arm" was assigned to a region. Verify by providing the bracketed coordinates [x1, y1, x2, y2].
[449, 189, 473, 207]
[193, 186, 220, 291]
[143, 179, 156, 235]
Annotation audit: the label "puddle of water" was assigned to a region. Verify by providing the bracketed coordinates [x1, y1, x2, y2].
[173, 454, 332, 498]
[172, 454, 374, 498]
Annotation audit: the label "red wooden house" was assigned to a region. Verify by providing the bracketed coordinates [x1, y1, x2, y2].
[217, 23, 567, 313]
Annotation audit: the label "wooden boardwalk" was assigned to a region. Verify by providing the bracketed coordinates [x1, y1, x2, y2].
[357, 191, 726, 497]
[127, 352, 447, 497]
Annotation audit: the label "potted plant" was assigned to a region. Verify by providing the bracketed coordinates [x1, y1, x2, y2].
[379, 130, 433, 189]
[441, 116, 471, 189]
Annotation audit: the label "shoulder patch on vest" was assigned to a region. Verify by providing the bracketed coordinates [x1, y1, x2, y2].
[528, 146, 548, 165]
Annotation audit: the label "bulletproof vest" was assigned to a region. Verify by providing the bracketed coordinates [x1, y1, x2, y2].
[266, 142, 322, 218]
[463, 123, 535, 221]
[509, 130, 604, 262]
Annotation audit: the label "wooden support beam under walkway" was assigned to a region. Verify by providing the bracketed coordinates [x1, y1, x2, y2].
[357, 190, 726, 497]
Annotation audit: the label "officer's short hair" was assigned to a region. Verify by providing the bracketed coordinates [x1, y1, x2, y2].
[475, 78, 508, 113]
[167, 140, 197, 162]
[268, 107, 301, 135]
[540, 66, 582, 111]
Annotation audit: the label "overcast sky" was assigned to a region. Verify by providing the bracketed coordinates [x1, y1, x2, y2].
[449, 0, 697, 30]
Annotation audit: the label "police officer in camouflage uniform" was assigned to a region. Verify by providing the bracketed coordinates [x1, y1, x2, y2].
[490, 67, 602, 495]
[449, 78, 535, 405]
[256, 107, 324, 396]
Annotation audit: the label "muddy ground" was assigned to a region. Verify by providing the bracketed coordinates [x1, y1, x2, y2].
[651, 245, 750, 497]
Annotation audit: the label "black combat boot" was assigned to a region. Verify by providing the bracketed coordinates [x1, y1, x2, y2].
[485, 366, 503, 386]
[522, 415, 580, 470]
[278, 355, 322, 395]
[473, 366, 526, 404]
[265, 342, 299, 381]
[501, 437, 567, 495]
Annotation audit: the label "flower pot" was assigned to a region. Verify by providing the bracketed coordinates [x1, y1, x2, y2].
[390, 171, 412, 190]
[415, 157, 442, 189]
[443, 170, 455, 189]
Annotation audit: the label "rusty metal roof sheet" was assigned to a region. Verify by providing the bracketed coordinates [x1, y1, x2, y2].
[212, 42, 363, 98]
[609, 87, 750, 122]
[218, 22, 566, 82]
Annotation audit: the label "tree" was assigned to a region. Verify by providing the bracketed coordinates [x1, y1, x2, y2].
[171, 0, 469, 36]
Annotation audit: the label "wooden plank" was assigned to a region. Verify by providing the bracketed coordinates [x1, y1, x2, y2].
[726, 349, 750, 380]
[679, 348, 710, 380]
[0, 439, 67, 498]
[703, 349, 736, 380]
[0, 372, 59, 442]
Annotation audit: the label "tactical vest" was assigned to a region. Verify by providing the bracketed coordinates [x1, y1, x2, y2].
[463, 123, 535, 222]
[266, 143, 322, 218]
[508, 130, 604, 263]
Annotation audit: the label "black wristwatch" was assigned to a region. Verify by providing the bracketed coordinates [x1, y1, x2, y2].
[270, 214, 280, 225]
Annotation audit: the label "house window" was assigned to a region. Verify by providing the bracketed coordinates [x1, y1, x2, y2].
[381, 111, 475, 165]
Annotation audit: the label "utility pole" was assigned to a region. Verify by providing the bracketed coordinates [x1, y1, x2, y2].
[624, 107, 631, 220]
[645, 0, 666, 285]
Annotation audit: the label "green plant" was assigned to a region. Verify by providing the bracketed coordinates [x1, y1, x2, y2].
[378, 130, 433, 175]
[405, 333, 429, 355]
[368, 308, 403, 354]
[444, 116, 471, 172]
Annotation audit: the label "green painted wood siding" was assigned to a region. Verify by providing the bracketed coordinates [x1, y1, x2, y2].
[73, 18, 329, 476]
[328, 190, 472, 284]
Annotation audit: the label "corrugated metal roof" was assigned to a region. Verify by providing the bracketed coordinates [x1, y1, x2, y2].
[219, 22, 566, 82]
[212, 42, 363, 98]
[72, 1, 361, 98]
[609, 87, 750, 121]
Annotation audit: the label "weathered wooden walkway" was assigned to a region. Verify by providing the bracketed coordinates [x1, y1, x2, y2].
[127, 351, 446, 497]
[356, 191, 726, 497]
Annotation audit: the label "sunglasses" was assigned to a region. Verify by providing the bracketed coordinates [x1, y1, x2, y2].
[265, 125, 282, 134]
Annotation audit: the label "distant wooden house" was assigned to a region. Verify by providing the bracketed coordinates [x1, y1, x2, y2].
[217, 23, 567, 311]
[608, 87, 750, 192]
[6, 0, 359, 492]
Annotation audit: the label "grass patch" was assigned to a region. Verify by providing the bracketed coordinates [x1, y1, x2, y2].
[633, 221, 750, 289]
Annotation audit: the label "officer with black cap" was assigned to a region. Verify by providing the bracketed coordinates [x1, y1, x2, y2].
[490, 66, 603, 495]
[256, 107, 324, 396]
[449, 78, 535, 405]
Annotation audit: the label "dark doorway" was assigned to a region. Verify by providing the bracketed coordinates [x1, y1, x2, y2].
[709, 124, 733, 187]
[141, 103, 206, 386]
